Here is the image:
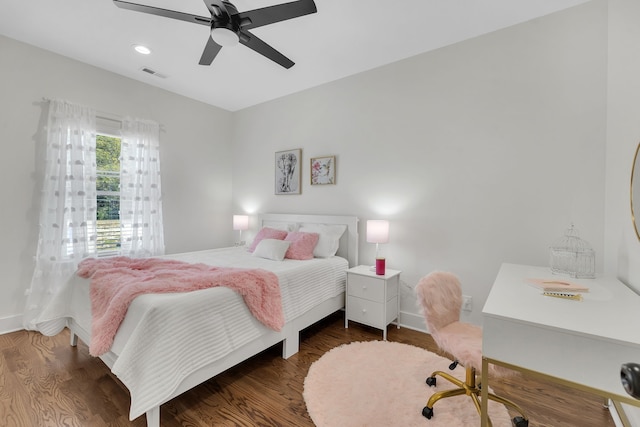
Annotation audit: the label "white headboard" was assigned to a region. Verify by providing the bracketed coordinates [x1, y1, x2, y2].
[258, 213, 359, 267]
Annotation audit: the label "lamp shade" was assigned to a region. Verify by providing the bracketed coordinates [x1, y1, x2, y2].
[233, 215, 249, 231]
[366, 220, 389, 244]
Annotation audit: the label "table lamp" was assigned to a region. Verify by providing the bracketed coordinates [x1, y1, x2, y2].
[366, 220, 389, 275]
[233, 215, 249, 246]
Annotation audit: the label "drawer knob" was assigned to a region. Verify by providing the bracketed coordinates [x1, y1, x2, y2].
[362, 285, 367, 290]
[361, 309, 367, 313]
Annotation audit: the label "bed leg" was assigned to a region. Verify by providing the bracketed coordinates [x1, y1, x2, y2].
[69, 332, 78, 347]
[146, 407, 160, 427]
[282, 332, 299, 359]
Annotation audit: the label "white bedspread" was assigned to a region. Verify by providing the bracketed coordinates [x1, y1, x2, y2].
[34, 247, 347, 420]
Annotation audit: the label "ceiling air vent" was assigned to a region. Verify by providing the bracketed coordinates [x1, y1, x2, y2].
[140, 67, 167, 79]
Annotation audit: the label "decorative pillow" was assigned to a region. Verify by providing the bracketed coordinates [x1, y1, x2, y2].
[284, 231, 320, 260]
[298, 224, 347, 258]
[251, 239, 291, 261]
[248, 227, 289, 252]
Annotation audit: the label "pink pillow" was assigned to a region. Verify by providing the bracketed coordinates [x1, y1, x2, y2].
[248, 227, 288, 252]
[284, 231, 320, 260]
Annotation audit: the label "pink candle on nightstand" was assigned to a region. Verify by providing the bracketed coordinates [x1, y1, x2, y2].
[375, 258, 386, 275]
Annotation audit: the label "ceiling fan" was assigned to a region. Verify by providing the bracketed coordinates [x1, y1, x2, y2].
[113, 0, 317, 69]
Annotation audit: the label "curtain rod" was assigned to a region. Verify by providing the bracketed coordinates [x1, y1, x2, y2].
[40, 97, 164, 130]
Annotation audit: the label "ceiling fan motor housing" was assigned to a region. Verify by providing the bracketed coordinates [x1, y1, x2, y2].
[210, 2, 241, 46]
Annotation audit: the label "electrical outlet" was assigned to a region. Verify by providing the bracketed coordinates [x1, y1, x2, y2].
[462, 295, 473, 312]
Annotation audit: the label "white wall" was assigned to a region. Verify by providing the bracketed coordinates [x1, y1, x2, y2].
[0, 35, 234, 332]
[606, 0, 640, 287]
[606, 0, 640, 423]
[232, 0, 607, 328]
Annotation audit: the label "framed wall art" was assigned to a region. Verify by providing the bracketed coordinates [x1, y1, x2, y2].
[310, 155, 336, 185]
[275, 149, 301, 195]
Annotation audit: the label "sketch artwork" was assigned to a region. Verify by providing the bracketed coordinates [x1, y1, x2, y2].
[275, 149, 301, 194]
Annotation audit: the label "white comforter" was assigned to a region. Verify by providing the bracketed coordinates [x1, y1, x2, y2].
[34, 247, 347, 420]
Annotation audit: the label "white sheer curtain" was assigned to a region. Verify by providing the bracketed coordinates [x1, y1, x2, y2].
[119, 117, 165, 257]
[23, 99, 98, 330]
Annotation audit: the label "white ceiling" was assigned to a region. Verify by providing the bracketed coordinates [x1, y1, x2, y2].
[1, 0, 590, 112]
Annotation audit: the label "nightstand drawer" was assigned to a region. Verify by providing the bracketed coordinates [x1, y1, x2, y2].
[347, 297, 385, 329]
[348, 273, 387, 302]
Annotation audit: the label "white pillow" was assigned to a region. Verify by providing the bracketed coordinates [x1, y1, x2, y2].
[252, 238, 291, 261]
[261, 221, 299, 232]
[298, 224, 347, 258]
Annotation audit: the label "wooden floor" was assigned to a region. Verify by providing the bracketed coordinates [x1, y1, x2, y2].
[0, 311, 616, 427]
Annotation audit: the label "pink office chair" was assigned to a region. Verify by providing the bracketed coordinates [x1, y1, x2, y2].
[415, 271, 528, 427]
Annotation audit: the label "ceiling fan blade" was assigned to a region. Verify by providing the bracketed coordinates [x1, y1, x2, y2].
[202, 0, 229, 18]
[239, 30, 294, 69]
[238, 0, 316, 30]
[199, 36, 223, 65]
[113, 0, 211, 26]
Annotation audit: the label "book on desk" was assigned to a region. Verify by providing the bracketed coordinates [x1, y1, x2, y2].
[526, 278, 589, 300]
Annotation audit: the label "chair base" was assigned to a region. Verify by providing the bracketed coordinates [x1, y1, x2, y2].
[423, 366, 528, 427]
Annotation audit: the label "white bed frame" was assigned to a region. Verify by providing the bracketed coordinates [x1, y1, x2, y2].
[68, 213, 359, 427]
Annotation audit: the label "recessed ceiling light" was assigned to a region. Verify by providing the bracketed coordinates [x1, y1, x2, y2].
[133, 44, 152, 55]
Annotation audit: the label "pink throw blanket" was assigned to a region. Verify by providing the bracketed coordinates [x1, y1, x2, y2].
[77, 256, 284, 356]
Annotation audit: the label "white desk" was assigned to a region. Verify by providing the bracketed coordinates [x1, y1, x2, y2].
[481, 263, 640, 427]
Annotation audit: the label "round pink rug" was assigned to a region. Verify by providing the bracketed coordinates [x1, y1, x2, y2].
[303, 340, 512, 427]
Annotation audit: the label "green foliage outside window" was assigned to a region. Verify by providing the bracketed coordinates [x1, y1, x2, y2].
[96, 135, 122, 252]
[96, 135, 121, 221]
[96, 135, 120, 172]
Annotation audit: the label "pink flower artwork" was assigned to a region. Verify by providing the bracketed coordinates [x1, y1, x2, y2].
[310, 156, 335, 185]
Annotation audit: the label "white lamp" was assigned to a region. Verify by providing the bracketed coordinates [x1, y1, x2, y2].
[233, 215, 249, 246]
[366, 220, 389, 259]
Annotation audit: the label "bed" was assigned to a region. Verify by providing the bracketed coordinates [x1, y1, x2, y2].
[34, 213, 359, 427]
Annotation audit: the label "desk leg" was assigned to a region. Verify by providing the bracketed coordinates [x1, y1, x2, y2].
[481, 357, 489, 427]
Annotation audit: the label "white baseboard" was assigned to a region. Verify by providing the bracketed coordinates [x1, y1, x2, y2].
[0, 314, 24, 335]
[398, 310, 428, 333]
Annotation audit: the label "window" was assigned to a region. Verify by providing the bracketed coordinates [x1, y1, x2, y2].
[95, 115, 164, 257]
[96, 133, 121, 254]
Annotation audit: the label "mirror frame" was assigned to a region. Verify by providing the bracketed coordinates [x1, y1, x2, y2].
[632, 142, 640, 241]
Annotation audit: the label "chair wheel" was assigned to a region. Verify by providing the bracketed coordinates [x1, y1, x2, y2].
[426, 376, 437, 387]
[513, 416, 528, 427]
[449, 361, 458, 370]
[422, 406, 434, 419]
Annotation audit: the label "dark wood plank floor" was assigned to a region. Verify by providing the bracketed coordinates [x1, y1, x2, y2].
[0, 311, 616, 426]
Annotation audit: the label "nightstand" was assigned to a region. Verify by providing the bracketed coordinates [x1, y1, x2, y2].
[345, 265, 401, 340]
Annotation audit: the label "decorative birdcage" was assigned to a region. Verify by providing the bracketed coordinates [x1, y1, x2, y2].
[549, 224, 595, 279]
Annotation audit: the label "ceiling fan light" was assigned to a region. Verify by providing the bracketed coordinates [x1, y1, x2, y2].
[211, 27, 239, 47]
